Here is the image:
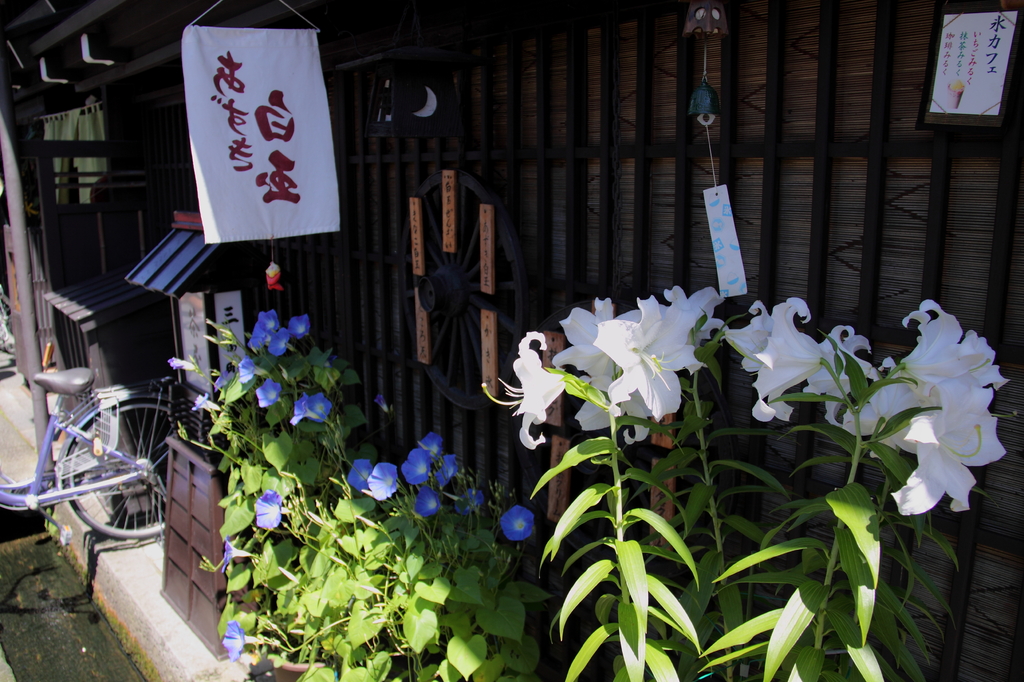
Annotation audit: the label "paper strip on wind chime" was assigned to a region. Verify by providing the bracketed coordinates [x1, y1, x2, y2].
[704, 185, 747, 297]
[181, 26, 340, 244]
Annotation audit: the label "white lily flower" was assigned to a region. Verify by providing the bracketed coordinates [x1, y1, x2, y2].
[892, 376, 1005, 514]
[664, 285, 724, 342]
[806, 325, 877, 425]
[843, 381, 922, 451]
[594, 296, 700, 420]
[723, 301, 772, 373]
[896, 300, 973, 396]
[958, 330, 1007, 389]
[574, 374, 652, 444]
[551, 298, 632, 381]
[751, 298, 830, 422]
[501, 332, 566, 450]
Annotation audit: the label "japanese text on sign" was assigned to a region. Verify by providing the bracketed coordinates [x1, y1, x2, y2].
[929, 11, 1017, 116]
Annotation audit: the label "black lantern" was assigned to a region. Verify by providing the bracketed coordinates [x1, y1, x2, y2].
[337, 47, 482, 138]
[681, 0, 729, 37]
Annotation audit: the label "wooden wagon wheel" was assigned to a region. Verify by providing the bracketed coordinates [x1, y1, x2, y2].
[402, 170, 529, 410]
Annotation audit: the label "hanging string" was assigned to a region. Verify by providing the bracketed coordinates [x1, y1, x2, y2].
[190, 0, 321, 31]
[701, 35, 717, 187]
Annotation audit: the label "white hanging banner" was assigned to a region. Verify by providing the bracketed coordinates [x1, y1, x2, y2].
[182, 26, 339, 244]
[703, 185, 747, 298]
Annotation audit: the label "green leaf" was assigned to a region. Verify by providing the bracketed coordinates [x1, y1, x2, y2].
[726, 571, 811, 588]
[718, 583, 744, 633]
[769, 392, 847, 404]
[414, 576, 452, 604]
[703, 608, 782, 656]
[787, 423, 858, 456]
[226, 563, 251, 592]
[447, 634, 488, 680]
[682, 482, 715, 537]
[569, 622, 614, 679]
[347, 600, 383, 647]
[617, 602, 646, 682]
[786, 646, 825, 682]
[876, 581, 929, 659]
[450, 567, 484, 605]
[709, 460, 788, 497]
[700, 642, 768, 673]
[763, 581, 828, 682]
[616, 540, 648, 625]
[334, 497, 376, 524]
[625, 509, 698, 583]
[872, 406, 938, 442]
[405, 599, 439, 653]
[241, 462, 263, 495]
[220, 497, 255, 538]
[706, 427, 777, 441]
[826, 483, 880, 587]
[792, 455, 851, 474]
[647, 574, 700, 647]
[722, 515, 765, 544]
[836, 527, 875, 646]
[500, 635, 539, 674]
[263, 430, 293, 471]
[291, 457, 319, 485]
[544, 484, 611, 561]
[477, 596, 526, 641]
[473, 656, 505, 682]
[842, 351, 869, 403]
[644, 642, 679, 682]
[559, 560, 615, 638]
[532, 438, 615, 496]
[885, 548, 953, 620]
[864, 442, 912, 489]
[716, 538, 828, 583]
[828, 610, 884, 682]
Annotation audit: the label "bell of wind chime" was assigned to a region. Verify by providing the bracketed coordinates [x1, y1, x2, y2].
[687, 76, 721, 127]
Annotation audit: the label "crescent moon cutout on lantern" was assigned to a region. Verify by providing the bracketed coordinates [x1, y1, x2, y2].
[412, 86, 438, 117]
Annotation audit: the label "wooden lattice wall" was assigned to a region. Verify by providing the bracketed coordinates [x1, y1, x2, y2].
[146, 1, 1024, 680]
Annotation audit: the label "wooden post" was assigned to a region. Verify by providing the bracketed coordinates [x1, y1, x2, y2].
[547, 435, 572, 523]
[481, 308, 498, 395]
[442, 169, 457, 253]
[541, 331, 566, 426]
[414, 289, 431, 364]
[650, 412, 676, 449]
[410, 196, 425, 276]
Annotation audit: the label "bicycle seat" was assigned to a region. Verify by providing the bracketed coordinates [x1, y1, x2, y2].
[33, 368, 94, 395]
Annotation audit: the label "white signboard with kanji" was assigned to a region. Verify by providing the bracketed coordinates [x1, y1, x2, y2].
[182, 26, 340, 244]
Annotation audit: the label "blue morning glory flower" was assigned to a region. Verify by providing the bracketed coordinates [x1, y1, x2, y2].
[456, 488, 485, 515]
[348, 459, 373, 492]
[367, 463, 398, 501]
[500, 505, 534, 541]
[420, 432, 443, 457]
[222, 537, 251, 573]
[256, 379, 281, 408]
[287, 314, 310, 339]
[289, 392, 332, 425]
[192, 393, 219, 412]
[248, 324, 270, 351]
[222, 620, 246, 662]
[255, 489, 282, 529]
[238, 357, 256, 384]
[257, 310, 280, 332]
[214, 372, 233, 391]
[414, 488, 441, 517]
[168, 357, 195, 371]
[267, 328, 291, 356]
[374, 394, 389, 412]
[401, 448, 431, 485]
[436, 454, 458, 487]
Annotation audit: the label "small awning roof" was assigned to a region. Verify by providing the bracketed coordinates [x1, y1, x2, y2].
[45, 265, 164, 332]
[126, 222, 264, 298]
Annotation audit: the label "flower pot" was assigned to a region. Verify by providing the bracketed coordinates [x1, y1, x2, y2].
[273, 661, 327, 682]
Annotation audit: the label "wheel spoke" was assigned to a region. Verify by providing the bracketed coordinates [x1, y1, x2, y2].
[460, 217, 481, 270]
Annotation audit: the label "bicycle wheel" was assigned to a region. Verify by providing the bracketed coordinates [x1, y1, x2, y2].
[57, 396, 172, 539]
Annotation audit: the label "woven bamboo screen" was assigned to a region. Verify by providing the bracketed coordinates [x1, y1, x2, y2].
[237, 1, 1024, 680]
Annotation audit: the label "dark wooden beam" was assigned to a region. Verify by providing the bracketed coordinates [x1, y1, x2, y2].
[29, 0, 135, 57]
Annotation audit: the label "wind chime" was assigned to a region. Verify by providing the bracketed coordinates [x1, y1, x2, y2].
[682, 0, 747, 298]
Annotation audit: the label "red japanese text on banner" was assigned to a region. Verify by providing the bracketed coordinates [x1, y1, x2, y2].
[182, 26, 339, 244]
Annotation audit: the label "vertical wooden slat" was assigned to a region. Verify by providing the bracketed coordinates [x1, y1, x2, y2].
[480, 203, 495, 293]
[631, 9, 652, 296]
[546, 435, 571, 523]
[718, 1, 739, 205]
[674, 6, 691, 287]
[921, 131, 950, 303]
[537, 26, 550, 318]
[442, 169, 458, 252]
[758, 0, 785, 307]
[415, 288, 431, 364]
[541, 330, 566, 427]
[565, 21, 581, 303]
[857, 0, 898, 334]
[598, 17, 614, 296]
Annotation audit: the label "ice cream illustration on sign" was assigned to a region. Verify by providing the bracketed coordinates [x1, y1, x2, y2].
[948, 79, 965, 110]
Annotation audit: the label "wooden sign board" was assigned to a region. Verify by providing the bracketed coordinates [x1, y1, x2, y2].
[649, 456, 678, 544]
[542, 331, 566, 427]
[480, 204, 495, 294]
[442, 169, 457, 253]
[547, 435, 572, 523]
[481, 308, 498, 395]
[414, 289, 431, 364]
[410, 196, 425, 276]
[650, 412, 676, 449]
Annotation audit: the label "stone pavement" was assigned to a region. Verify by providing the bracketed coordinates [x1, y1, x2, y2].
[0, 351, 251, 682]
